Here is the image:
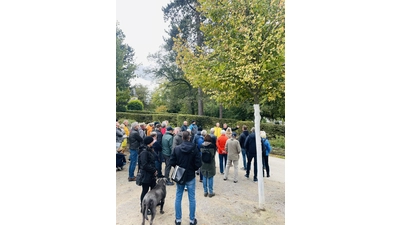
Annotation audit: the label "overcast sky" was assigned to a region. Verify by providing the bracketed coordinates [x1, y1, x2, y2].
[116, 0, 170, 67]
[116, 0, 171, 90]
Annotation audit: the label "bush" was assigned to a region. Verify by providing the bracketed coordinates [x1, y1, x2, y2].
[127, 99, 144, 110]
[126, 110, 155, 114]
[269, 135, 285, 149]
[116, 112, 153, 123]
[155, 105, 168, 113]
[116, 89, 130, 112]
[116, 105, 127, 112]
[235, 121, 285, 139]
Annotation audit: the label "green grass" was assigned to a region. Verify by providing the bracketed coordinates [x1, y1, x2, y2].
[269, 135, 285, 158]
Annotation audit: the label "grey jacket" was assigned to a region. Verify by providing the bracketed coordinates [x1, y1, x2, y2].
[172, 132, 183, 151]
[116, 128, 124, 143]
[225, 137, 241, 161]
[128, 128, 143, 150]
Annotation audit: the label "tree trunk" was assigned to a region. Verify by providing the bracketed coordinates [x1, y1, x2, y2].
[219, 104, 223, 119]
[197, 87, 203, 115]
[195, 8, 204, 116]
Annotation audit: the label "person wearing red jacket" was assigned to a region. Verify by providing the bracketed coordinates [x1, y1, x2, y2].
[216, 130, 228, 174]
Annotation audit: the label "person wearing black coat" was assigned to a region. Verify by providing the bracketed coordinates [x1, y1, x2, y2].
[139, 136, 158, 211]
[244, 127, 259, 182]
[238, 125, 250, 170]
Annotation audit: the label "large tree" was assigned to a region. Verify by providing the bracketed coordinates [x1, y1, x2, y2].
[162, 0, 207, 115]
[116, 23, 137, 91]
[174, 0, 285, 208]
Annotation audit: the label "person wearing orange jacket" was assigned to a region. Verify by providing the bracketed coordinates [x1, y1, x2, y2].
[216, 130, 228, 174]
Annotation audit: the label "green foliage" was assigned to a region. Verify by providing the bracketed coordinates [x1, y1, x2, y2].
[127, 99, 144, 110]
[116, 88, 131, 112]
[175, 0, 285, 107]
[155, 105, 168, 113]
[116, 112, 153, 123]
[131, 84, 150, 108]
[116, 23, 137, 90]
[269, 135, 285, 149]
[235, 121, 285, 139]
[126, 110, 155, 114]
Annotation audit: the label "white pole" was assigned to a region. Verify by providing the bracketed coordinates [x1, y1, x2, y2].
[254, 104, 265, 209]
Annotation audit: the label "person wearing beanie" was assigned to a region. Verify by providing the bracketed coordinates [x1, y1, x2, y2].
[138, 136, 157, 214]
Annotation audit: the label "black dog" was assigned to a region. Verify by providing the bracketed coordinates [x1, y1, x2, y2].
[141, 178, 167, 225]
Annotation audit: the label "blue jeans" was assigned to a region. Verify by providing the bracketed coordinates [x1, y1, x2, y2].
[218, 153, 227, 174]
[202, 174, 214, 194]
[241, 148, 247, 169]
[129, 149, 138, 178]
[175, 177, 196, 223]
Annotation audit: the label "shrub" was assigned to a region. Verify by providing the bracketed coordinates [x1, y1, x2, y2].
[116, 105, 127, 112]
[127, 99, 144, 110]
[155, 105, 168, 113]
[269, 135, 285, 149]
[235, 121, 285, 139]
[116, 89, 130, 112]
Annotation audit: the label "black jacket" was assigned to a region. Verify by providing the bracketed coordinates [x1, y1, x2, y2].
[244, 132, 257, 155]
[155, 129, 163, 145]
[139, 147, 157, 184]
[239, 130, 249, 148]
[170, 141, 202, 183]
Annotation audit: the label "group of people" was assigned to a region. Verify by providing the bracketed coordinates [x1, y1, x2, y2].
[116, 119, 272, 225]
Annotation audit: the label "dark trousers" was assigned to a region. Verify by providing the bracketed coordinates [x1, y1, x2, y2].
[246, 154, 258, 179]
[155, 151, 163, 177]
[218, 153, 227, 174]
[262, 155, 270, 177]
[163, 154, 172, 179]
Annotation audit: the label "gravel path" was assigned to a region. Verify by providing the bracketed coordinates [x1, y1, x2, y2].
[116, 155, 285, 225]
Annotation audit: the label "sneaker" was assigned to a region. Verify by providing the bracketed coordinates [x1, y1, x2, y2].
[244, 174, 249, 178]
[190, 218, 198, 225]
[175, 220, 181, 225]
[253, 178, 258, 182]
[208, 193, 215, 198]
[204, 193, 208, 197]
[184, 187, 187, 191]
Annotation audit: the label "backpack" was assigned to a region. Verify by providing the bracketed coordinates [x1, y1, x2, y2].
[261, 138, 267, 156]
[201, 147, 212, 163]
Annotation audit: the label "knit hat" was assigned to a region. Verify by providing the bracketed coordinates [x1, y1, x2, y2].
[144, 136, 154, 145]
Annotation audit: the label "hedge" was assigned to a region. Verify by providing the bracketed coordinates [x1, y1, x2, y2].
[126, 110, 155, 114]
[235, 121, 285, 139]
